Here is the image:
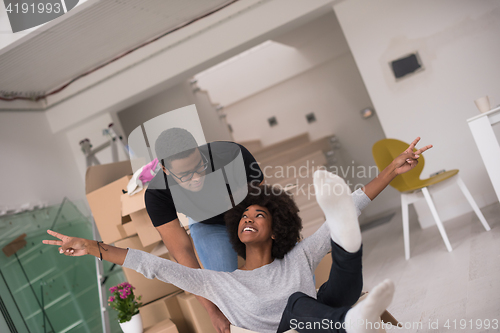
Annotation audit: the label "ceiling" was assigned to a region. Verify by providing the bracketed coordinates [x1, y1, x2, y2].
[0, 0, 235, 99]
[194, 11, 343, 107]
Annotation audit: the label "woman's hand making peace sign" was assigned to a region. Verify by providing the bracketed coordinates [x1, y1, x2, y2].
[392, 137, 433, 175]
[42, 229, 89, 256]
[43, 230, 128, 265]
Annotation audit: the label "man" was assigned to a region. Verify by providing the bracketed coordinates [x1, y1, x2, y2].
[145, 127, 263, 332]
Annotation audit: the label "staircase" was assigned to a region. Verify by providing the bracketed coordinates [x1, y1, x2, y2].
[239, 133, 338, 238]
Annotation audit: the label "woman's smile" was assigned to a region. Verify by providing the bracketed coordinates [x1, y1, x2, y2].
[238, 205, 273, 243]
[242, 226, 258, 233]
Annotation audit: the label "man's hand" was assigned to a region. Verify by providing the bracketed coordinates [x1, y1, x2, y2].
[392, 137, 433, 175]
[207, 306, 231, 333]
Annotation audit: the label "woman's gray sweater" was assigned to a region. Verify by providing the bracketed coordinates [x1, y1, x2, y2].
[123, 189, 371, 333]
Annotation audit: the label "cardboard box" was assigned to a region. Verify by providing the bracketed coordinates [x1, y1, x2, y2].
[164, 295, 190, 333]
[121, 189, 190, 247]
[117, 216, 138, 238]
[121, 187, 149, 216]
[177, 292, 217, 333]
[87, 175, 133, 244]
[140, 293, 189, 333]
[119, 262, 179, 305]
[130, 209, 162, 248]
[85, 161, 189, 248]
[144, 319, 179, 333]
[85, 160, 133, 194]
[85, 161, 135, 244]
[121, 188, 161, 247]
[115, 236, 180, 304]
[115, 235, 160, 254]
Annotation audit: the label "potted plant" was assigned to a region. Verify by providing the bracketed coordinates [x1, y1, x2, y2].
[108, 282, 143, 333]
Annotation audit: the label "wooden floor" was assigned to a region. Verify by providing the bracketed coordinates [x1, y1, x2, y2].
[360, 201, 500, 333]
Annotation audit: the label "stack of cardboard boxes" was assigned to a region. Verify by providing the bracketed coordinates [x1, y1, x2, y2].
[85, 161, 215, 333]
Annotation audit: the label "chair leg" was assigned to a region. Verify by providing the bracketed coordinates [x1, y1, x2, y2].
[401, 194, 411, 260]
[421, 187, 453, 252]
[456, 176, 491, 231]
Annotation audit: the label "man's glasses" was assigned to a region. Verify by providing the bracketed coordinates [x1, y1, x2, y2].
[165, 152, 210, 183]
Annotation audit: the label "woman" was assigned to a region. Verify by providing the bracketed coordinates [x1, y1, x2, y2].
[43, 171, 393, 333]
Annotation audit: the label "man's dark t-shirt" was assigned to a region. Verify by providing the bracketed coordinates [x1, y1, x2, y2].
[145, 142, 263, 227]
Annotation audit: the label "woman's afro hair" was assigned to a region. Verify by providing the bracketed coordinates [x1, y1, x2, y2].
[225, 184, 302, 260]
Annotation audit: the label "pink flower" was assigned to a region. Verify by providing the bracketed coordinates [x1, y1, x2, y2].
[109, 283, 136, 303]
[119, 282, 131, 289]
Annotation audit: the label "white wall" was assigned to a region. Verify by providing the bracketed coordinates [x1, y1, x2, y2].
[195, 37, 338, 107]
[225, 12, 350, 144]
[192, 85, 235, 143]
[117, 82, 192, 138]
[224, 12, 399, 218]
[65, 112, 130, 182]
[195, 9, 352, 109]
[0, 112, 87, 213]
[334, 0, 500, 225]
[117, 80, 232, 142]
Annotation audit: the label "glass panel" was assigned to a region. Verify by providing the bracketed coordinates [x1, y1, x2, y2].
[0, 199, 125, 333]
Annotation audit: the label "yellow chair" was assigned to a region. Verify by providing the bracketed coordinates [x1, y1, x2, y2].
[372, 139, 491, 260]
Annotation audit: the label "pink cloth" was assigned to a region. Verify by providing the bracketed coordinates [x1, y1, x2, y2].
[138, 158, 159, 183]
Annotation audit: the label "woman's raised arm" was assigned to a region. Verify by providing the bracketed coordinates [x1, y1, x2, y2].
[362, 137, 433, 200]
[42, 229, 128, 265]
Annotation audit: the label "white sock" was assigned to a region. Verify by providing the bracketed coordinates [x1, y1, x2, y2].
[313, 170, 361, 253]
[344, 279, 395, 333]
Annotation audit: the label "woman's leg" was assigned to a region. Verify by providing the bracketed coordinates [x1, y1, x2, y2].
[277, 241, 362, 333]
[316, 240, 363, 308]
[313, 170, 364, 307]
[277, 281, 395, 333]
[277, 172, 395, 332]
[277, 292, 350, 333]
[188, 218, 238, 272]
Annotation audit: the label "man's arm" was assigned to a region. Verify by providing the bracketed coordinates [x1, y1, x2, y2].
[156, 219, 198, 266]
[155, 220, 230, 333]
